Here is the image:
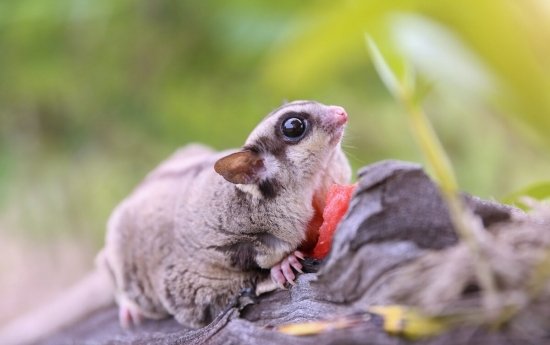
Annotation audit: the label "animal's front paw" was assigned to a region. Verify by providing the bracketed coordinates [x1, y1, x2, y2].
[270, 250, 305, 289]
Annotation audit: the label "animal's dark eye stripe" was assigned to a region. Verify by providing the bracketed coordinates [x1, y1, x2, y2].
[267, 101, 316, 118]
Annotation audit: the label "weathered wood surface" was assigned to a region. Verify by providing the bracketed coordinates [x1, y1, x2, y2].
[41, 160, 546, 345]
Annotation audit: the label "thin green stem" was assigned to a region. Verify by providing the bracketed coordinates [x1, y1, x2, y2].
[367, 38, 498, 319]
[401, 90, 498, 318]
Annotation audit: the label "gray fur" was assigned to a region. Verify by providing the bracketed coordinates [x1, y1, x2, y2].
[101, 101, 351, 328]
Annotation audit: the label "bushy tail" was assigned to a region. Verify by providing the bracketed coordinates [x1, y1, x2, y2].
[0, 268, 114, 345]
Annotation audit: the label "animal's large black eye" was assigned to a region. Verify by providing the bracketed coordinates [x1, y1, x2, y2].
[281, 117, 306, 140]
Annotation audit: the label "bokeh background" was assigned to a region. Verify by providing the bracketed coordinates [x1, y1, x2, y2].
[1, 0, 550, 325]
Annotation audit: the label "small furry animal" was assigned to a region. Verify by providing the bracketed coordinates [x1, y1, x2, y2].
[102, 100, 351, 328]
[0, 100, 351, 344]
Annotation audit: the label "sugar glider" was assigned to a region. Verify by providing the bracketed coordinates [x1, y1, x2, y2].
[103, 100, 351, 328]
[0, 100, 351, 343]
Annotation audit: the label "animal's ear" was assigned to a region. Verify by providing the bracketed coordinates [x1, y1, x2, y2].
[214, 150, 265, 185]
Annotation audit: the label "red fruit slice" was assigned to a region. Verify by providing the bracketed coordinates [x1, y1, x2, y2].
[300, 197, 324, 255]
[310, 184, 356, 259]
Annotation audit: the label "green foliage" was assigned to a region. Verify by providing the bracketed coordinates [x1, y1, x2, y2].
[1, 0, 549, 242]
[264, 0, 550, 201]
[265, 0, 550, 144]
[503, 182, 550, 209]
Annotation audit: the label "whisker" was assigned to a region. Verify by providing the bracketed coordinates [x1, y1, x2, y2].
[340, 146, 367, 167]
[341, 143, 358, 150]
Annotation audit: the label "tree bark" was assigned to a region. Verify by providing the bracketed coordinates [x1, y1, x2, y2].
[42, 160, 548, 345]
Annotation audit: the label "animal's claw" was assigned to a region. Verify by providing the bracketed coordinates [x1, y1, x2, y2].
[118, 298, 145, 329]
[269, 251, 305, 288]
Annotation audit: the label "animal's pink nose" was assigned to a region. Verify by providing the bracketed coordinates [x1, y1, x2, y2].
[329, 106, 348, 125]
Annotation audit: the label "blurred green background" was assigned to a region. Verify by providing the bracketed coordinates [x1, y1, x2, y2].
[1, 0, 550, 323]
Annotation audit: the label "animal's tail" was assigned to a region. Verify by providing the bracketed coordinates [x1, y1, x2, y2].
[0, 267, 114, 345]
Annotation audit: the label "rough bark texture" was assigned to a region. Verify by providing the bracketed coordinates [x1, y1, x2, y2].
[40, 160, 549, 345]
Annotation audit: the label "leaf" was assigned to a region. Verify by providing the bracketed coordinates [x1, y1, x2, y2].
[502, 181, 550, 208]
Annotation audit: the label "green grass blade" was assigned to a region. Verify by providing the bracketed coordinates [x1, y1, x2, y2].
[367, 36, 498, 321]
[366, 35, 402, 99]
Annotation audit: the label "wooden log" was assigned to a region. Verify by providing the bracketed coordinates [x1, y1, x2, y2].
[42, 160, 547, 345]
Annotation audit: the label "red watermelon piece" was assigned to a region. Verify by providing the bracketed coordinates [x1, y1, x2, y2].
[301, 184, 356, 260]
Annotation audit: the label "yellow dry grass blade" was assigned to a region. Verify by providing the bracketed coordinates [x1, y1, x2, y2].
[276, 316, 363, 336]
[368, 305, 450, 340]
